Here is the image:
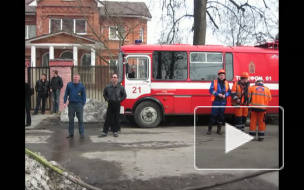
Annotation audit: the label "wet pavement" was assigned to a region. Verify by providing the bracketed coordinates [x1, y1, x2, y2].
[25, 114, 281, 189]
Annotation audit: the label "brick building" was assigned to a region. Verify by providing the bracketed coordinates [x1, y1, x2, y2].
[25, 0, 152, 66]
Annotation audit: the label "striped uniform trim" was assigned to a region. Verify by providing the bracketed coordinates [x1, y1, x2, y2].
[250, 103, 268, 107]
[250, 93, 271, 98]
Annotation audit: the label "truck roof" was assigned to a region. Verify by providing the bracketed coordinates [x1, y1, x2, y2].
[121, 42, 278, 54]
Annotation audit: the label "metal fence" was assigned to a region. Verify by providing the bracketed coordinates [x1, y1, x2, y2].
[26, 66, 116, 110]
[27, 67, 51, 110]
[72, 66, 117, 102]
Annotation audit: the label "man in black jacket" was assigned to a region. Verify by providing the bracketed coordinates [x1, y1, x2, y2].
[99, 73, 127, 137]
[33, 74, 50, 115]
[50, 70, 63, 113]
[25, 82, 33, 126]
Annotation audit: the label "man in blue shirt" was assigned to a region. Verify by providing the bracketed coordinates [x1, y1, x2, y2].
[63, 74, 86, 139]
[207, 69, 231, 135]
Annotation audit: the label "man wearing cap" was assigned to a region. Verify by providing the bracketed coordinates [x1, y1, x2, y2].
[231, 72, 250, 131]
[248, 78, 272, 141]
[207, 69, 231, 135]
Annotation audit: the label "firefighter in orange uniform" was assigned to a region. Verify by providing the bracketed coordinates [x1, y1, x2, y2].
[207, 69, 231, 135]
[248, 78, 272, 141]
[231, 72, 250, 131]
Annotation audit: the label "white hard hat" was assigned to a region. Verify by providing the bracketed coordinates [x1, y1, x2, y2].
[255, 78, 264, 83]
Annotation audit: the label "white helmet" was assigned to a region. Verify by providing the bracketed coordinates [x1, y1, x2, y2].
[255, 78, 264, 84]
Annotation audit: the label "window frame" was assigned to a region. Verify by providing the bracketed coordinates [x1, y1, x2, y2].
[81, 53, 91, 66]
[152, 51, 188, 81]
[109, 26, 125, 40]
[42, 52, 49, 67]
[49, 18, 87, 34]
[25, 25, 36, 39]
[74, 19, 87, 34]
[189, 52, 224, 81]
[139, 28, 144, 42]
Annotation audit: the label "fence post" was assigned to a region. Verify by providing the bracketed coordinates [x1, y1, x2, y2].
[49, 59, 74, 112]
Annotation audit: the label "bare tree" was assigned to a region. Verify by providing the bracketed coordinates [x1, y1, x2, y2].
[157, 0, 278, 45]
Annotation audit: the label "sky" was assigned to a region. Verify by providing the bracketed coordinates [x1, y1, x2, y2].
[107, 0, 278, 45]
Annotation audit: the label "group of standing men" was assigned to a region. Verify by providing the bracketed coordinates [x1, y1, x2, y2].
[25, 71, 126, 139]
[207, 69, 272, 141]
[25, 70, 63, 126]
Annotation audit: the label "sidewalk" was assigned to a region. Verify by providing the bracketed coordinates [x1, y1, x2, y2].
[25, 113, 56, 130]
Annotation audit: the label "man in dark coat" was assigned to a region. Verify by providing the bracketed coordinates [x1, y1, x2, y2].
[25, 82, 32, 126]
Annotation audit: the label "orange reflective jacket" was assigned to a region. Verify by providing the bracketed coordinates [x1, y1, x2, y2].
[211, 79, 229, 101]
[249, 85, 272, 110]
[231, 81, 250, 106]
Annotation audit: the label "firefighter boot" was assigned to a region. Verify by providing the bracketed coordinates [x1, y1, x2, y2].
[217, 123, 223, 135]
[206, 125, 212, 135]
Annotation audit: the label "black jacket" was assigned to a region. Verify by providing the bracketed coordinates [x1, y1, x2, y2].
[50, 75, 63, 91]
[25, 82, 32, 101]
[35, 79, 50, 94]
[103, 83, 127, 103]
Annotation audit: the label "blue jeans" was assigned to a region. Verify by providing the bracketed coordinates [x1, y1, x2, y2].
[51, 90, 60, 113]
[209, 101, 227, 125]
[68, 102, 84, 136]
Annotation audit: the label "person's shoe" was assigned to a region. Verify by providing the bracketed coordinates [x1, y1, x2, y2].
[98, 132, 107, 138]
[66, 134, 74, 138]
[217, 124, 223, 135]
[113, 132, 118, 137]
[25, 124, 31, 127]
[32, 113, 38, 115]
[258, 138, 264, 142]
[80, 135, 85, 139]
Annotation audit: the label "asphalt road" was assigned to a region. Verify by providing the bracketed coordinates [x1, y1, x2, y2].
[25, 114, 281, 189]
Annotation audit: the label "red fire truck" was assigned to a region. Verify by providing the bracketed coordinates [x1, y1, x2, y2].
[117, 41, 279, 128]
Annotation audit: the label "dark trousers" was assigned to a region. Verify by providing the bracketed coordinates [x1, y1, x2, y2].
[103, 102, 120, 133]
[25, 99, 31, 125]
[208, 101, 226, 125]
[34, 93, 47, 113]
[68, 102, 84, 136]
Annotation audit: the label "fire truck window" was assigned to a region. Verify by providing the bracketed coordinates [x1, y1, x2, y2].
[225, 53, 233, 81]
[152, 51, 187, 80]
[126, 58, 148, 80]
[190, 52, 223, 81]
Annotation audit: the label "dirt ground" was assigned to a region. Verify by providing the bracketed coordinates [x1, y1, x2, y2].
[26, 115, 281, 190]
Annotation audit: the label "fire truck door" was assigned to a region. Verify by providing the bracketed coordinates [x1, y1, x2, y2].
[125, 55, 151, 99]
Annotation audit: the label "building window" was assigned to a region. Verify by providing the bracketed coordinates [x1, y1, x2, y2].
[139, 28, 144, 42]
[60, 51, 73, 59]
[109, 26, 125, 40]
[62, 19, 74, 33]
[50, 19, 61, 33]
[109, 59, 118, 66]
[25, 25, 36, 39]
[42, 53, 49, 67]
[75, 19, 86, 34]
[50, 19, 86, 34]
[81, 53, 91, 66]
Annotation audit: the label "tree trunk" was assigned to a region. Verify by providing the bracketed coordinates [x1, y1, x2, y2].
[193, 0, 207, 45]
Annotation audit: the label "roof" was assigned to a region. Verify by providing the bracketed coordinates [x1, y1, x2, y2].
[120, 44, 279, 54]
[99, 1, 152, 19]
[25, 0, 152, 19]
[25, 0, 36, 14]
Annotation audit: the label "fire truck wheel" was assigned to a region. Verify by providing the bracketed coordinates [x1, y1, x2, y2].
[134, 101, 162, 128]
